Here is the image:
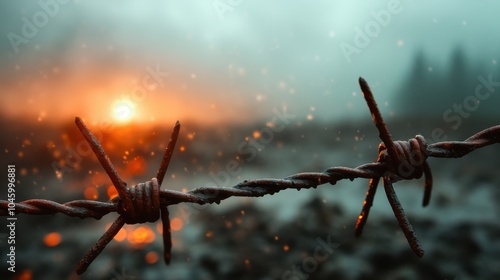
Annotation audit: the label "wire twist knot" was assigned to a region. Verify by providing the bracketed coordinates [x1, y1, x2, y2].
[379, 135, 429, 181]
[119, 178, 161, 224]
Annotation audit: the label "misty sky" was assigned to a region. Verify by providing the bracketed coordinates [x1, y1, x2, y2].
[1, 0, 499, 125]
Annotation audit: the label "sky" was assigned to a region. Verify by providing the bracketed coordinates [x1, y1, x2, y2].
[1, 0, 500, 126]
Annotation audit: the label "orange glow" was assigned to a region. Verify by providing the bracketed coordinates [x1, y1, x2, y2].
[205, 231, 214, 238]
[145, 251, 159, 264]
[179, 146, 186, 152]
[1, 72, 255, 126]
[16, 270, 32, 280]
[114, 227, 127, 242]
[126, 156, 146, 176]
[107, 185, 119, 199]
[90, 172, 108, 186]
[283, 245, 290, 251]
[128, 226, 155, 246]
[170, 218, 184, 231]
[84, 187, 99, 200]
[252, 130, 261, 139]
[44, 232, 62, 247]
[156, 222, 163, 234]
[244, 259, 251, 269]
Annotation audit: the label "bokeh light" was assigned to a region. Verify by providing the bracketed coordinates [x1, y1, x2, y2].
[43, 232, 62, 247]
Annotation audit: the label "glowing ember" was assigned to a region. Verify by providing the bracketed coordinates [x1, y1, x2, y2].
[114, 227, 127, 242]
[125, 156, 146, 176]
[283, 244, 290, 251]
[252, 130, 261, 139]
[128, 226, 155, 246]
[84, 187, 99, 200]
[18, 270, 32, 280]
[145, 251, 159, 264]
[170, 217, 184, 231]
[44, 232, 62, 247]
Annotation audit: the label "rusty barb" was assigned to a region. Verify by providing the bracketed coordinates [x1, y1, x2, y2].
[2, 78, 500, 275]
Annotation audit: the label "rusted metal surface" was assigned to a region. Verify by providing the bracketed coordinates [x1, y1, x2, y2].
[1, 78, 499, 275]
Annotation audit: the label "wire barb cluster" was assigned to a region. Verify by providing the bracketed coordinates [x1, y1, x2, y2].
[1, 78, 499, 275]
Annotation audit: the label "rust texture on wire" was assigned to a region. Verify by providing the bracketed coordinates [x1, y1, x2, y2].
[1, 78, 499, 275]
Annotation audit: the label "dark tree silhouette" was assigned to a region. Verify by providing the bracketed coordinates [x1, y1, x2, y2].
[396, 46, 499, 121]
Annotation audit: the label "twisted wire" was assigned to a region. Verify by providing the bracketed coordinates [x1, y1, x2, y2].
[0, 199, 116, 219]
[0, 163, 385, 216]
[1, 77, 499, 275]
[159, 126, 499, 205]
[160, 162, 388, 206]
[4, 126, 497, 214]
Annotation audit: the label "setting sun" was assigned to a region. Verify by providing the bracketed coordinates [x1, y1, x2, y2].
[112, 99, 134, 122]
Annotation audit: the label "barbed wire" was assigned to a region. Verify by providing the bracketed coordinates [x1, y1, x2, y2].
[1, 77, 499, 275]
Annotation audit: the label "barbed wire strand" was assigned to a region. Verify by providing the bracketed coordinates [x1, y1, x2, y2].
[1, 78, 499, 275]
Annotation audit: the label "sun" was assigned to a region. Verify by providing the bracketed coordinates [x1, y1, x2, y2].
[112, 99, 134, 122]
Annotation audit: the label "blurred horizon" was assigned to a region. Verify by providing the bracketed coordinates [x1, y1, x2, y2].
[1, 44, 499, 127]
